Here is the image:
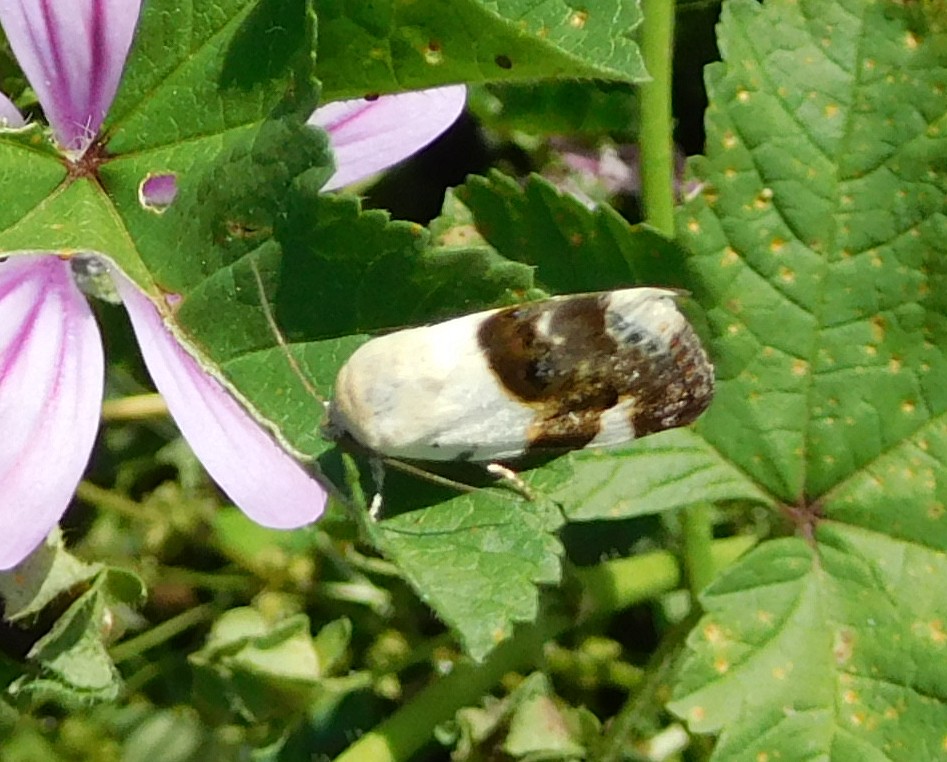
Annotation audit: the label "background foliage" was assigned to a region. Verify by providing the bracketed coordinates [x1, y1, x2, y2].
[1, 0, 945, 760]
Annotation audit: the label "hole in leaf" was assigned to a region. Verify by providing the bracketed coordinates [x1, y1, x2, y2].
[139, 173, 178, 213]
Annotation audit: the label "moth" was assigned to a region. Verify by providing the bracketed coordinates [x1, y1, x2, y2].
[328, 288, 714, 464]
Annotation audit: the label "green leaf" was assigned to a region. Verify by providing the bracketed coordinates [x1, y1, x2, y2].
[190, 608, 322, 723]
[544, 429, 773, 521]
[368, 485, 565, 662]
[176, 187, 536, 461]
[9, 567, 146, 707]
[0, 0, 322, 297]
[454, 172, 692, 294]
[469, 80, 640, 139]
[670, 526, 947, 760]
[668, 0, 947, 754]
[121, 709, 205, 762]
[0, 532, 100, 622]
[314, 0, 647, 100]
[680, 0, 947, 506]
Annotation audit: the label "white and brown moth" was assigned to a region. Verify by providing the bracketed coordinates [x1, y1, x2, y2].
[328, 288, 714, 463]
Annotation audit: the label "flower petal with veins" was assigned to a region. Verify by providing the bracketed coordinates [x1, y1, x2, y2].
[0, 92, 24, 127]
[0, 0, 141, 151]
[0, 256, 104, 569]
[313, 85, 467, 191]
[114, 275, 327, 528]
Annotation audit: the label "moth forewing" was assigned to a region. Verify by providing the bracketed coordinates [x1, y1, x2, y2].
[330, 288, 714, 463]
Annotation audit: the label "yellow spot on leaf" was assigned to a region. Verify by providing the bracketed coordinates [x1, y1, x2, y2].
[779, 266, 795, 284]
[825, 103, 840, 118]
[870, 316, 886, 341]
[902, 400, 916, 414]
[721, 247, 740, 266]
[423, 41, 444, 65]
[723, 131, 737, 149]
[770, 237, 786, 254]
[888, 357, 902, 373]
[737, 89, 750, 103]
[687, 218, 701, 233]
[569, 10, 589, 28]
[905, 31, 920, 50]
[714, 658, 730, 673]
[792, 359, 809, 376]
[843, 689, 859, 704]
[927, 619, 946, 643]
[690, 706, 706, 722]
[834, 629, 855, 663]
[864, 345, 878, 357]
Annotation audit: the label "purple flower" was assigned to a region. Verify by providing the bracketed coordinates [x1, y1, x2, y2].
[0, 0, 466, 568]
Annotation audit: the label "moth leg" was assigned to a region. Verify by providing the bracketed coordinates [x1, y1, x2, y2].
[486, 463, 535, 501]
[368, 456, 386, 520]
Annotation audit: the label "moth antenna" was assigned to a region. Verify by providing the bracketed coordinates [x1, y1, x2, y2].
[248, 258, 324, 404]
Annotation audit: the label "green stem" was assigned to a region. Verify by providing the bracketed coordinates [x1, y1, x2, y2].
[101, 393, 168, 421]
[332, 538, 755, 762]
[591, 612, 699, 762]
[590, 537, 756, 761]
[75, 480, 145, 520]
[333, 616, 566, 762]
[638, 0, 717, 601]
[638, 0, 676, 236]
[110, 603, 216, 664]
[682, 502, 717, 595]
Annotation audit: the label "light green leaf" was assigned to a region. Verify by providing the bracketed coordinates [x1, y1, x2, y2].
[190, 608, 322, 722]
[9, 568, 146, 706]
[670, 526, 947, 760]
[0, 533, 100, 622]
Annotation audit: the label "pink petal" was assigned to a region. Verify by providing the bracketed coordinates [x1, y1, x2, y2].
[312, 86, 467, 191]
[0, 255, 104, 569]
[0, 0, 141, 151]
[0, 91, 25, 127]
[113, 274, 326, 528]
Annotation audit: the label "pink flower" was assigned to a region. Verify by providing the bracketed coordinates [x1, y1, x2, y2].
[0, 0, 466, 568]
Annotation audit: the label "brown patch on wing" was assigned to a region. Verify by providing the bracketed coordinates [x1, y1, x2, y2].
[477, 293, 714, 452]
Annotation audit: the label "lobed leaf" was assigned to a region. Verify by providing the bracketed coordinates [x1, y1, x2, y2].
[670, 0, 947, 754]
